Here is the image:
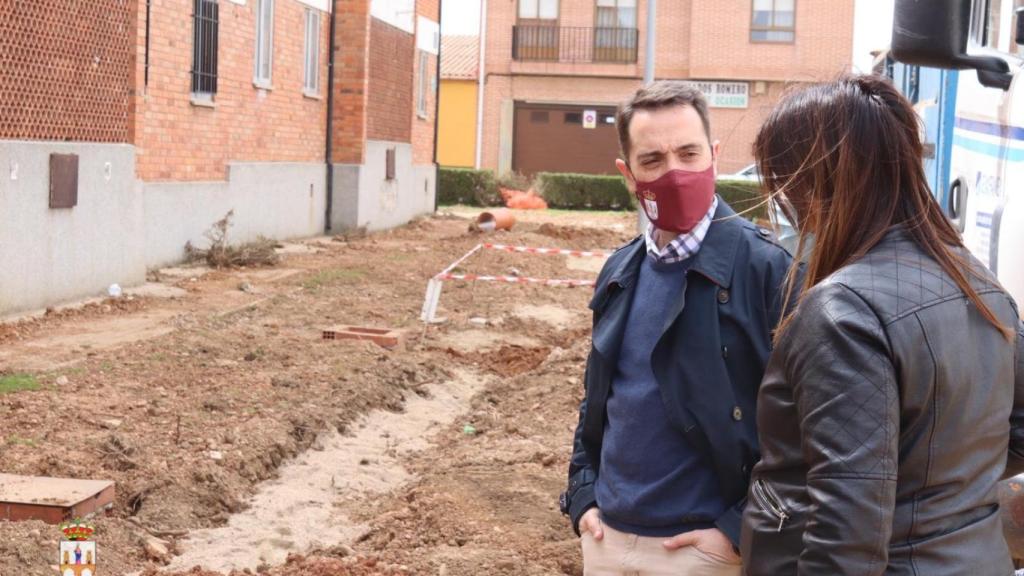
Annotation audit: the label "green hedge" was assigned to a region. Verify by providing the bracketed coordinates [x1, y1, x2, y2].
[438, 167, 501, 207]
[438, 166, 766, 221]
[535, 172, 635, 211]
[715, 179, 766, 222]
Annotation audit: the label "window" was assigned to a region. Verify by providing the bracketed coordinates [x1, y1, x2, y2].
[191, 0, 219, 96]
[519, 0, 559, 20]
[972, 0, 1024, 53]
[303, 8, 320, 95]
[516, 0, 559, 60]
[417, 51, 430, 118]
[751, 0, 795, 43]
[595, 0, 636, 28]
[1015, 0, 1024, 55]
[254, 0, 274, 86]
[595, 0, 637, 61]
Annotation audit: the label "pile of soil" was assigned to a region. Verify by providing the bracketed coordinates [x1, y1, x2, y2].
[0, 209, 635, 576]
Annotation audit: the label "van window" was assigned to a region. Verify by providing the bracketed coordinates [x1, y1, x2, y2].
[972, 0, 1024, 53]
[1014, 0, 1024, 55]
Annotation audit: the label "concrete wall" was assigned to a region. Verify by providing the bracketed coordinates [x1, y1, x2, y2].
[143, 162, 327, 268]
[330, 140, 436, 232]
[0, 142, 431, 315]
[0, 142, 144, 315]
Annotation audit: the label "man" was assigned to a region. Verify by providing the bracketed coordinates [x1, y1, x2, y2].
[560, 82, 794, 575]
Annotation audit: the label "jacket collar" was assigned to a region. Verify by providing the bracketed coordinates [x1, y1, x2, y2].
[601, 197, 743, 293]
[688, 199, 743, 288]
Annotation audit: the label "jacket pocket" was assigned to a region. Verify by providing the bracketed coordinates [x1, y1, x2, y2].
[751, 478, 790, 532]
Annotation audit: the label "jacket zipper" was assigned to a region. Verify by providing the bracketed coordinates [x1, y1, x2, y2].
[751, 478, 790, 532]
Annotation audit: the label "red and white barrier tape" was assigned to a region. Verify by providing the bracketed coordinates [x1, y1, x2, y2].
[482, 243, 611, 258]
[422, 241, 604, 322]
[438, 273, 595, 287]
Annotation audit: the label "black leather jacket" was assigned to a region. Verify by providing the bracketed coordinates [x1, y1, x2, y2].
[740, 228, 1024, 575]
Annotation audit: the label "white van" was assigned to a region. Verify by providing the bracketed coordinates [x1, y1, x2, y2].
[892, 0, 1024, 309]
[892, 0, 1024, 561]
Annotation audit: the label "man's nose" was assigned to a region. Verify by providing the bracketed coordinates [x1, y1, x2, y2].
[664, 155, 686, 172]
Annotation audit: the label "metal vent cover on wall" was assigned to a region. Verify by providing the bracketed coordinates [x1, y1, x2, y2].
[385, 147, 396, 180]
[49, 153, 79, 209]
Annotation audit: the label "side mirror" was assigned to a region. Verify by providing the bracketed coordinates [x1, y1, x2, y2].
[891, 0, 1012, 90]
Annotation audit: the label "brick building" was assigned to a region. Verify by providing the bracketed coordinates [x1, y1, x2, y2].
[0, 0, 439, 315]
[478, 0, 856, 176]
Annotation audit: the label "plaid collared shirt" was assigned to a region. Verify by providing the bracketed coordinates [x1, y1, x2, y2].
[644, 196, 718, 264]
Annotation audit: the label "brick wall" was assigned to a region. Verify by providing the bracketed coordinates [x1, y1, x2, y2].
[480, 75, 637, 171]
[485, 0, 853, 81]
[411, 0, 439, 165]
[134, 0, 329, 181]
[485, 0, 649, 78]
[484, 0, 515, 73]
[477, 0, 856, 175]
[333, 0, 371, 164]
[480, 74, 788, 175]
[656, 0, 692, 79]
[417, 0, 439, 20]
[709, 81, 790, 173]
[411, 50, 438, 164]
[688, 0, 855, 81]
[480, 75, 512, 172]
[0, 0, 135, 142]
[367, 18, 414, 142]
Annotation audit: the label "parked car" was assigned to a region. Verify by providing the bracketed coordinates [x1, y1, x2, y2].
[717, 163, 760, 182]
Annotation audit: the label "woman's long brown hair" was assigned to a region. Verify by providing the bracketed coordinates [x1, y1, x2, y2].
[756, 75, 1012, 341]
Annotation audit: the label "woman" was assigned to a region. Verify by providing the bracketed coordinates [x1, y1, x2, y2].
[740, 75, 1024, 575]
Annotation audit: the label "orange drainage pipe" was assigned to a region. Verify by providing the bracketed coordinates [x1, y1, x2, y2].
[476, 209, 516, 232]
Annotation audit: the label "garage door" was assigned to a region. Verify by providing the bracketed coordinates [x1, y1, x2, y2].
[512, 103, 621, 177]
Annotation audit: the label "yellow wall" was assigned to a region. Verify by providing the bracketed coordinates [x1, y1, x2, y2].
[437, 79, 478, 168]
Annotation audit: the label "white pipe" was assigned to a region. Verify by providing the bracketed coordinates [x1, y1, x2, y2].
[474, 0, 488, 169]
[644, 0, 656, 84]
[638, 0, 656, 234]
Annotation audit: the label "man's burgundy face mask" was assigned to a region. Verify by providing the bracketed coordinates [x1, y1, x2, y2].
[632, 165, 716, 234]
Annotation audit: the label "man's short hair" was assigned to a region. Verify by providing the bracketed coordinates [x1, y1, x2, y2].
[616, 81, 712, 161]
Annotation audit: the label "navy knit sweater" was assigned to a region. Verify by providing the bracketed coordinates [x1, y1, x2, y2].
[594, 253, 727, 537]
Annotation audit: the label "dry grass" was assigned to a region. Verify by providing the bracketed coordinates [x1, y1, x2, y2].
[185, 210, 281, 268]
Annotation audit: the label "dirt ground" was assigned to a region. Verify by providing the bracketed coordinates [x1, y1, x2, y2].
[0, 208, 636, 576]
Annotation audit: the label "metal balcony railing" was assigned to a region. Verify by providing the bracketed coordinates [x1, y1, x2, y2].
[512, 25, 638, 64]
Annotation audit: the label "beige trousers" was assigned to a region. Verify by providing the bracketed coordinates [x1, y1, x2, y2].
[581, 524, 743, 576]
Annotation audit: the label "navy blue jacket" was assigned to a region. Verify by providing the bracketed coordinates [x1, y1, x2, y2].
[563, 199, 795, 546]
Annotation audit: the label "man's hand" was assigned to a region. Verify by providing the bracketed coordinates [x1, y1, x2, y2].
[579, 508, 604, 540]
[663, 528, 740, 563]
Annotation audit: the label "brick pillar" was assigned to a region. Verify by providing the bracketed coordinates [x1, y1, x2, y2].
[332, 0, 371, 165]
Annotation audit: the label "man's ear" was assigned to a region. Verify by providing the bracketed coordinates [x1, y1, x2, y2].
[615, 158, 636, 192]
[711, 140, 721, 177]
